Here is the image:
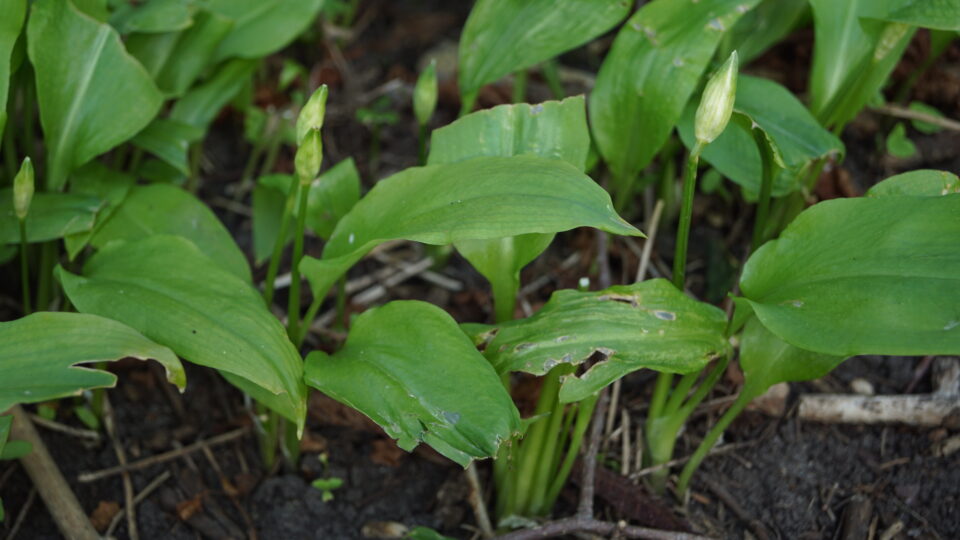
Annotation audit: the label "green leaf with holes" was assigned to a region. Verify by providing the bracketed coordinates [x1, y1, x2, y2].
[740, 195, 960, 356]
[58, 236, 305, 429]
[458, 0, 630, 96]
[465, 279, 730, 403]
[589, 0, 760, 183]
[305, 301, 521, 467]
[27, 0, 163, 190]
[300, 155, 642, 303]
[0, 312, 184, 412]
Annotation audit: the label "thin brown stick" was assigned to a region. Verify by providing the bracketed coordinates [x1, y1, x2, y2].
[577, 389, 610, 519]
[5, 487, 36, 540]
[105, 471, 171, 537]
[465, 463, 495, 539]
[103, 396, 138, 540]
[494, 516, 714, 540]
[595, 229, 612, 290]
[78, 427, 249, 483]
[27, 413, 101, 442]
[10, 406, 99, 540]
[200, 441, 257, 540]
[637, 199, 665, 282]
[871, 104, 960, 131]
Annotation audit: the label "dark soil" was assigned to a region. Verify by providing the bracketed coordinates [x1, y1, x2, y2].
[4, 2, 960, 539]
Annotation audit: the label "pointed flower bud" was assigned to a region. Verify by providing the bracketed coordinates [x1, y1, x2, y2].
[295, 129, 323, 183]
[296, 85, 328, 146]
[413, 59, 438, 127]
[13, 157, 34, 221]
[695, 51, 738, 146]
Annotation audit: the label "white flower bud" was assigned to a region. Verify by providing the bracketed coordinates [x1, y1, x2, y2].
[296, 85, 328, 146]
[695, 51, 738, 146]
[295, 129, 323, 183]
[414, 60, 438, 127]
[13, 157, 34, 221]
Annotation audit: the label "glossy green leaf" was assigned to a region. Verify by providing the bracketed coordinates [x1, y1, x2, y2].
[428, 97, 590, 170]
[738, 316, 846, 402]
[0, 190, 100, 244]
[466, 279, 730, 403]
[305, 158, 361, 240]
[300, 156, 643, 302]
[878, 0, 960, 31]
[0, 312, 184, 412]
[27, 0, 164, 190]
[429, 98, 592, 315]
[252, 174, 292, 264]
[458, 0, 630, 95]
[206, 0, 323, 61]
[589, 0, 760, 182]
[677, 75, 844, 199]
[719, 0, 807, 63]
[110, 0, 193, 34]
[0, 0, 26, 148]
[809, 0, 915, 128]
[867, 169, 960, 197]
[58, 236, 305, 428]
[170, 59, 257, 131]
[90, 184, 251, 282]
[63, 162, 136, 259]
[885, 122, 917, 158]
[131, 118, 204, 175]
[126, 9, 234, 97]
[740, 195, 960, 356]
[305, 301, 521, 467]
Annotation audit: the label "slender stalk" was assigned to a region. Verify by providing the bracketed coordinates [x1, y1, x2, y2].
[613, 172, 636, 215]
[417, 124, 428, 165]
[527, 398, 569, 512]
[542, 393, 598, 513]
[646, 372, 673, 429]
[19, 221, 30, 314]
[492, 276, 518, 324]
[34, 242, 55, 311]
[259, 126, 284, 179]
[263, 176, 299, 307]
[511, 369, 561, 513]
[662, 371, 699, 417]
[540, 59, 565, 100]
[286, 180, 310, 341]
[512, 69, 528, 103]
[672, 143, 703, 290]
[676, 389, 751, 494]
[460, 89, 478, 117]
[751, 129, 775, 252]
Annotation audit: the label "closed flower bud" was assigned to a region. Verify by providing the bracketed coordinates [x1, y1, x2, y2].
[695, 51, 738, 146]
[296, 85, 328, 145]
[13, 157, 34, 221]
[413, 59, 438, 127]
[295, 129, 323, 183]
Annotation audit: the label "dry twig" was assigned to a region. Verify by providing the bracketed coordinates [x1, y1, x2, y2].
[494, 517, 714, 540]
[871, 104, 960, 131]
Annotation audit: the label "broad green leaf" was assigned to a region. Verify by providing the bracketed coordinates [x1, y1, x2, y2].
[27, 0, 164, 190]
[458, 0, 630, 96]
[719, 0, 807, 64]
[465, 279, 730, 403]
[429, 98, 592, 315]
[305, 301, 521, 467]
[90, 184, 251, 282]
[252, 174, 293, 264]
[171, 59, 257, 131]
[740, 195, 960, 356]
[131, 118, 204, 175]
[126, 9, 234, 97]
[877, 0, 960, 31]
[0, 0, 26, 148]
[64, 162, 136, 259]
[0, 189, 100, 244]
[809, 0, 915, 128]
[72, 0, 108, 21]
[885, 122, 917, 158]
[0, 312, 184, 412]
[677, 75, 844, 199]
[867, 169, 960, 197]
[738, 316, 846, 402]
[589, 0, 760, 183]
[305, 158, 362, 240]
[428, 97, 590, 170]
[110, 0, 193, 34]
[58, 236, 305, 428]
[206, 0, 324, 62]
[300, 156, 642, 302]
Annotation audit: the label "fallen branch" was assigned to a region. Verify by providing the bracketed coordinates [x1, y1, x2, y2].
[10, 405, 99, 540]
[494, 517, 714, 540]
[871, 104, 960, 132]
[798, 394, 960, 427]
[577, 388, 610, 519]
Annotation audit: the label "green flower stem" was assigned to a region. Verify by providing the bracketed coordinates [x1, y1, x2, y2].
[417, 123, 428, 166]
[662, 370, 700, 417]
[511, 368, 561, 513]
[492, 276, 518, 324]
[541, 392, 598, 514]
[35, 242, 55, 312]
[751, 129, 776, 252]
[672, 142, 704, 290]
[459, 89, 478, 118]
[541, 59, 564, 100]
[646, 372, 673, 426]
[527, 394, 569, 512]
[676, 386, 751, 494]
[287, 179, 311, 342]
[613, 172, 636, 215]
[19, 220, 30, 314]
[512, 69, 528, 104]
[263, 176, 299, 307]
